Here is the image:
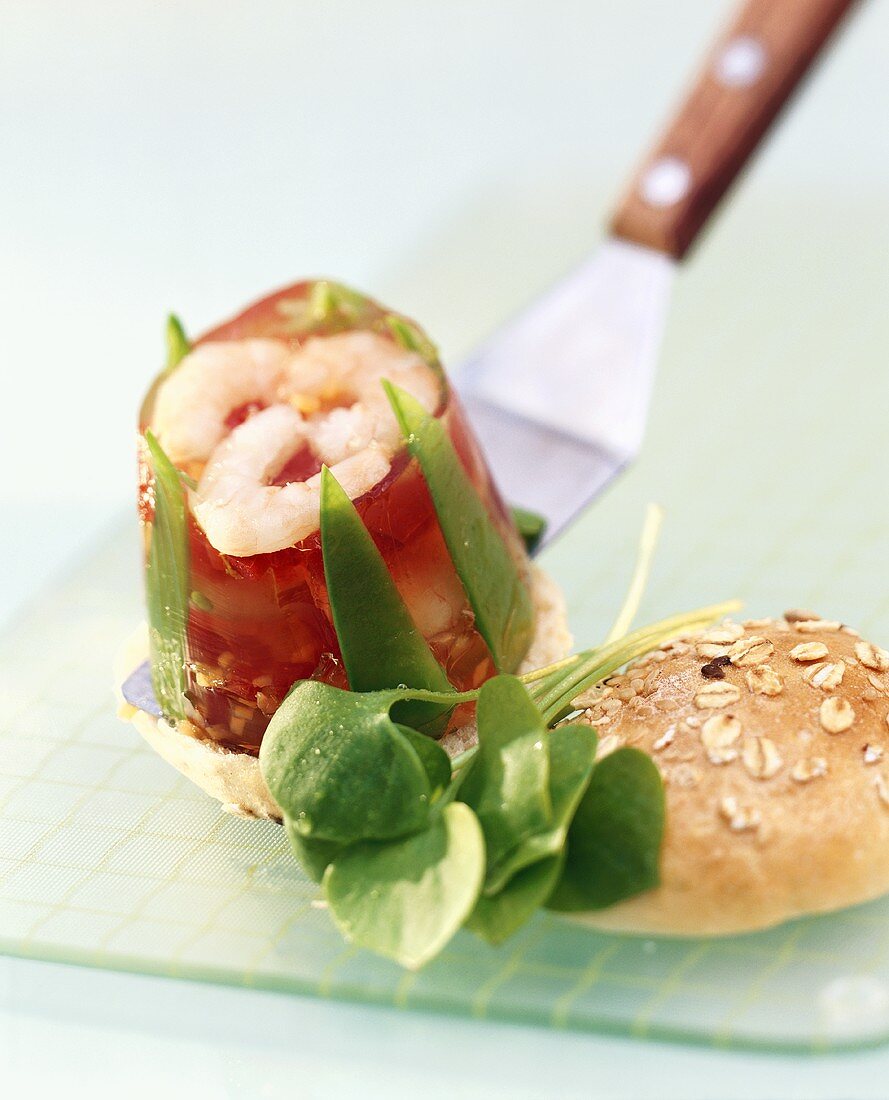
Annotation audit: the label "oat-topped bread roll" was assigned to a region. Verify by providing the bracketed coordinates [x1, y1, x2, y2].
[571, 613, 889, 936]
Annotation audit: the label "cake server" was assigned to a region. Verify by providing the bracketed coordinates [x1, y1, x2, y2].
[456, 0, 858, 549]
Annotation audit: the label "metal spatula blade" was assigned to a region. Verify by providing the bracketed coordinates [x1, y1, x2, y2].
[456, 240, 674, 547]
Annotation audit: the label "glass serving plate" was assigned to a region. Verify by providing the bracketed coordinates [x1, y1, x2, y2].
[3, 196, 889, 1052]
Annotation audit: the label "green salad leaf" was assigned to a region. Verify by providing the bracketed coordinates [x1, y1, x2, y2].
[459, 676, 552, 888]
[259, 681, 464, 847]
[385, 314, 439, 366]
[463, 687, 598, 945]
[320, 466, 452, 729]
[143, 430, 190, 721]
[285, 823, 344, 885]
[396, 723, 452, 798]
[511, 506, 547, 554]
[384, 382, 534, 672]
[309, 280, 374, 328]
[276, 280, 377, 334]
[463, 682, 598, 895]
[324, 801, 485, 970]
[489, 721, 598, 889]
[165, 314, 190, 373]
[467, 853, 564, 946]
[547, 747, 665, 912]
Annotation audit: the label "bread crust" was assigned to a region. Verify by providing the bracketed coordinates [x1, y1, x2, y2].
[570, 616, 889, 935]
[115, 565, 572, 821]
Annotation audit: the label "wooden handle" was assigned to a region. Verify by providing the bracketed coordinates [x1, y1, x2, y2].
[610, 0, 858, 259]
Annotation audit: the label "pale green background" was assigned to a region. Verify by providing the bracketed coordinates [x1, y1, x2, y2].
[2, 0, 889, 1095]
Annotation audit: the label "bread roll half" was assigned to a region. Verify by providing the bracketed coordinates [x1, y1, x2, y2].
[573, 614, 889, 935]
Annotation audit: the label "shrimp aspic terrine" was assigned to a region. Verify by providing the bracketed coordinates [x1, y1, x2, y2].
[117, 279, 571, 818]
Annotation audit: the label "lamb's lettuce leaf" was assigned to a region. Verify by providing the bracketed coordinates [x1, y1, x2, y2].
[547, 748, 664, 912]
[324, 802, 485, 970]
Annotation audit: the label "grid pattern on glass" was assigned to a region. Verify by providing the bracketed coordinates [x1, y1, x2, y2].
[2, 529, 889, 1053]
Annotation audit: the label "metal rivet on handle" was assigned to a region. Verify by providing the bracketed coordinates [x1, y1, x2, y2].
[715, 36, 767, 87]
[640, 157, 691, 207]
